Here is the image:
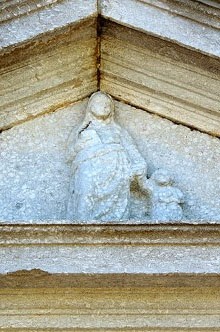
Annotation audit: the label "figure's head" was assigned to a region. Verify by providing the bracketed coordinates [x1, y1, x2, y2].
[151, 169, 173, 186]
[87, 91, 114, 120]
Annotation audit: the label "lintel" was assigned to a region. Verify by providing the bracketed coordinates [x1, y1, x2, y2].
[0, 223, 220, 275]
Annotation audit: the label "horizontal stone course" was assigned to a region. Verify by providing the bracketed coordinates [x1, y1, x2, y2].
[0, 223, 219, 274]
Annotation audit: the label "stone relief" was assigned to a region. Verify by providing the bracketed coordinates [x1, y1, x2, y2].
[1, 93, 219, 222]
[147, 169, 184, 221]
[66, 91, 184, 221]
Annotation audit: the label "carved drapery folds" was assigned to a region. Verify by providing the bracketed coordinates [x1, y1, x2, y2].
[66, 92, 184, 221]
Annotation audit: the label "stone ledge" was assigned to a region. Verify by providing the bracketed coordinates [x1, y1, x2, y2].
[0, 223, 219, 274]
[0, 278, 219, 330]
[101, 0, 220, 58]
[2, 0, 220, 58]
[0, 0, 97, 53]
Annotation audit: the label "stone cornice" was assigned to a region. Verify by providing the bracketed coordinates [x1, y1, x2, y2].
[1, 0, 220, 136]
[101, 0, 220, 58]
[0, 222, 220, 245]
[0, 0, 97, 52]
[0, 0, 61, 24]
[1, 271, 220, 288]
[1, 0, 220, 58]
[0, 223, 220, 275]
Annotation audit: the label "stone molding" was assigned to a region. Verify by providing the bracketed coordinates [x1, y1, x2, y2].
[1, 0, 220, 135]
[0, 0, 61, 24]
[101, 0, 220, 58]
[1, 275, 219, 330]
[1, 0, 219, 57]
[100, 20, 220, 136]
[0, 223, 220, 274]
[0, 18, 97, 131]
[0, 0, 97, 52]
[0, 223, 220, 329]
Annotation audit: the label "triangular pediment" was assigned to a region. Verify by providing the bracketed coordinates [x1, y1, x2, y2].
[1, 0, 220, 136]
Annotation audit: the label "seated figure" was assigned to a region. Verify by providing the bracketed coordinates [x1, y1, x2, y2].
[147, 169, 184, 221]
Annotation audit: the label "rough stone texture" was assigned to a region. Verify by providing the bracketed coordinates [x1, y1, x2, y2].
[1, 0, 220, 136]
[100, 0, 220, 57]
[117, 101, 220, 221]
[0, 224, 220, 274]
[0, 18, 97, 130]
[0, 98, 219, 221]
[0, 0, 97, 51]
[100, 20, 220, 136]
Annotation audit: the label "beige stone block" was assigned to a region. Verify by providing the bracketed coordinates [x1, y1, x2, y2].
[0, 286, 219, 330]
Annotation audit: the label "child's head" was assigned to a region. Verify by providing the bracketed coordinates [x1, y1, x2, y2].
[151, 169, 173, 186]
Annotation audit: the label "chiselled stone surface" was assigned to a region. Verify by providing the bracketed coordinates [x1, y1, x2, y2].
[100, 20, 220, 136]
[0, 98, 219, 221]
[0, 18, 97, 130]
[147, 169, 184, 221]
[66, 92, 184, 221]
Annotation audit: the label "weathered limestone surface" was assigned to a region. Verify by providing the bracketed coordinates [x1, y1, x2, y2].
[100, 20, 220, 136]
[1, 1, 220, 330]
[66, 92, 151, 221]
[1, 0, 220, 135]
[100, 0, 220, 57]
[0, 223, 220, 274]
[0, 18, 97, 130]
[1, 285, 219, 330]
[0, 282, 219, 329]
[0, 99, 219, 221]
[0, 0, 97, 51]
[0, 224, 220, 329]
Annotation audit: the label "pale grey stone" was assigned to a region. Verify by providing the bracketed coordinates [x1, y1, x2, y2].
[0, 0, 97, 51]
[66, 92, 149, 221]
[147, 169, 184, 221]
[0, 97, 219, 222]
[1, 243, 220, 274]
[0, 224, 219, 276]
[116, 101, 220, 221]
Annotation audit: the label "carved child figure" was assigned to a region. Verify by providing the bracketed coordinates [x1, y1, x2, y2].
[148, 169, 184, 221]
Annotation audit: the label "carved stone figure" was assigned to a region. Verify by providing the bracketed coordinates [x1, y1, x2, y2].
[147, 169, 184, 221]
[66, 91, 149, 221]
